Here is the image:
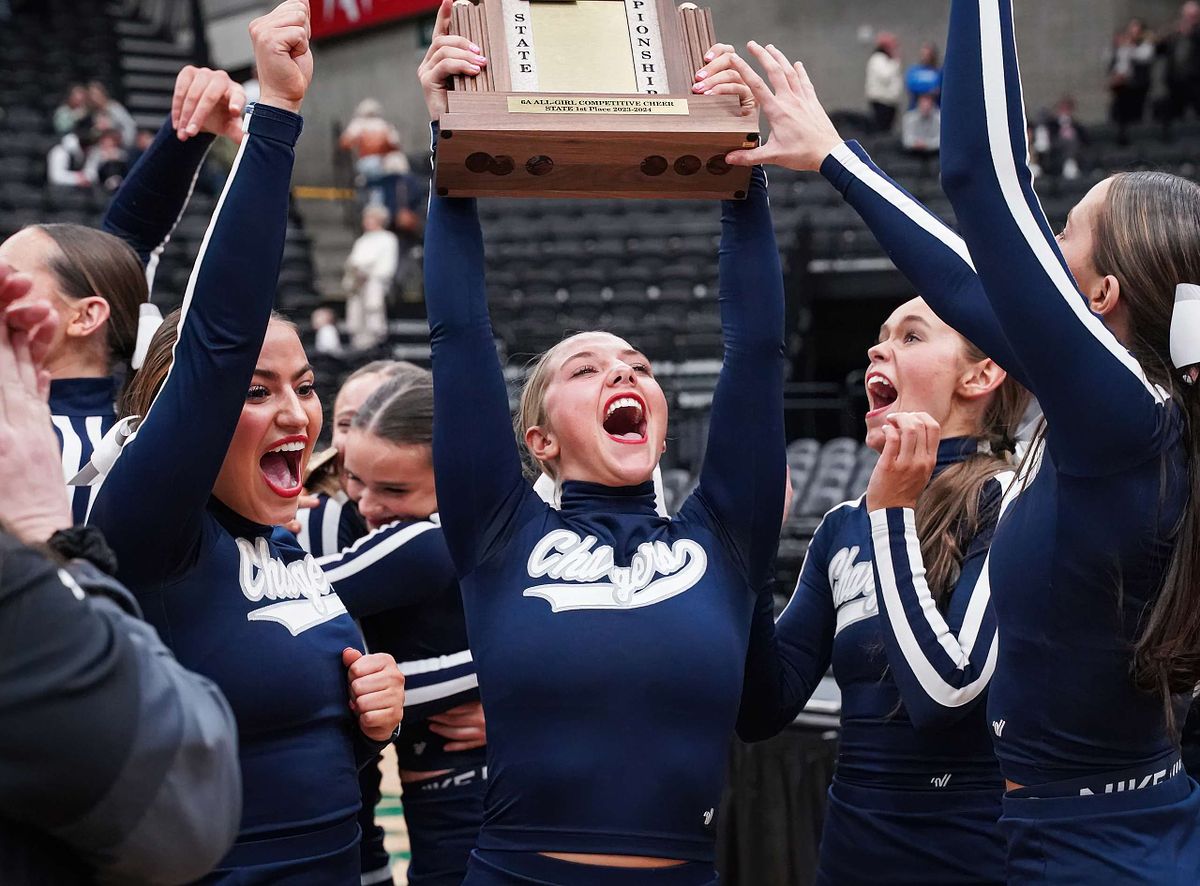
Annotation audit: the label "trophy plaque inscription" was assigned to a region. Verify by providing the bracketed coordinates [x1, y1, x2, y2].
[435, 0, 758, 199]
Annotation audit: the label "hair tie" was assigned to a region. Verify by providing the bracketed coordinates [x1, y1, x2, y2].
[130, 302, 163, 371]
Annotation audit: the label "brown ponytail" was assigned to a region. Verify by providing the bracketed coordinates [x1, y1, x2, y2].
[1089, 172, 1200, 723]
[914, 342, 1031, 607]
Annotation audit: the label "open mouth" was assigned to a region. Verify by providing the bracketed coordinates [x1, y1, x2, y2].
[865, 372, 899, 418]
[602, 393, 648, 444]
[259, 437, 307, 498]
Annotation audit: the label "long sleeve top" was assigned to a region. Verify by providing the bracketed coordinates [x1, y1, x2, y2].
[424, 157, 785, 860]
[866, 51, 904, 105]
[0, 532, 240, 885]
[739, 439, 1012, 793]
[939, 0, 1187, 786]
[87, 105, 373, 879]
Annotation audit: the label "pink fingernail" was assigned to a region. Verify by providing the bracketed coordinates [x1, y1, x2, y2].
[469, 64, 480, 73]
[692, 83, 705, 93]
[475, 54, 487, 63]
[704, 51, 714, 61]
[469, 43, 480, 52]
[696, 69, 707, 79]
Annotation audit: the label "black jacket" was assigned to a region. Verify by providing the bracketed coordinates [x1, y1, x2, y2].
[0, 532, 241, 884]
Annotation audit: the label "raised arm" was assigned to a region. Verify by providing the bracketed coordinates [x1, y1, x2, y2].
[684, 163, 786, 582]
[736, 518, 837, 741]
[89, 7, 312, 587]
[869, 472, 1013, 732]
[821, 141, 1031, 389]
[317, 519, 457, 618]
[103, 67, 246, 282]
[420, 12, 533, 574]
[941, 0, 1169, 474]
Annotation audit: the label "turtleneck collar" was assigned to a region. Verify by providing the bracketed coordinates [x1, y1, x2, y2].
[934, 436, 983, 474]
[48, 376, 119, 417]
[558, 480, 660, 517]
[209, 496, 275, 539]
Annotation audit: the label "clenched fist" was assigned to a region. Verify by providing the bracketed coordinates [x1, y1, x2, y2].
[343, 647, 405, 742]
[250, 0, 314, 114]
[865, 412, 941, 512]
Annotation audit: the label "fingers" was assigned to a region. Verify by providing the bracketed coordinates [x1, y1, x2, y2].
[878, 422, 901, 467]
[172, 65, 197, 131]
[694, 50, 739, 83]
[0, 260, 33, 309]
[703, 41, 735, 63]
[727, 52, 774, 110]
[442, 738, 487, 752]
[692, 69, 744, 94]
[762, 43, 802, 93]
[297, 493, 319, 511]
[745, 40, 793, 98]
[433, 0, 453, 38]
[348, 670, 395, 697]
[351, 688, 400, 715]
[347, 651, 396, 680]
[228, 82, 246, 115]
[726, 139, 776, 167]
[422, 44, 486, 81]
[342, 646, 363, 668]
[184, 76, 230, 137]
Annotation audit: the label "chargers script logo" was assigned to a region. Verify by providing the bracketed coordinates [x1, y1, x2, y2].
[523, 529, 707, 612]
[236, 537, 348, 636]
[830, 545, 877, 635]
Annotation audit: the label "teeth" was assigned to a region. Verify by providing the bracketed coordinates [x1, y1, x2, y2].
[606, 397, 643, 418]
[268, 441, 305, 454]
[866, 374, 894, 390]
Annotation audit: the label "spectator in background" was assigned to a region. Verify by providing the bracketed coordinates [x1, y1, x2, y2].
[1035, 96, 1088, 180]
[52, 84, 90, 136]
[1158, 1, 1200, 131]
[1109, 18, 1156, 143]
[901, 93, 941, 158]
[339, 98, 410, 223]
[311, 305, 343, 356]
[85, 81, 136, 147]
[344, 204, 398, 350]
[905, 41, 942, 108]
[865, 32, 903, 133]
[85, 127, 129, 193]
[46, 123, 94, 188]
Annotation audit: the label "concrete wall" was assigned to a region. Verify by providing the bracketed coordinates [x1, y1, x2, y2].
[284, 1, 1183, 186]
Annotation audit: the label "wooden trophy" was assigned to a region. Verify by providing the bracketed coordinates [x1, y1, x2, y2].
[434, 0, 758, 199]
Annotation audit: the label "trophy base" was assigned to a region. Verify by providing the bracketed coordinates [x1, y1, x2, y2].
[435, 93, 759, 200]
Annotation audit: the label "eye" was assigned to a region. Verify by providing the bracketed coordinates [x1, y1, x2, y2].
[247, 384, 269, 400]
[343, 470, 361, 486]
[903, 331, 922, 344]
[297, 381, 316, 397]
[632, 363, 652, 375]
[384, 487, 409, 496]
[571, 364, 597, 377]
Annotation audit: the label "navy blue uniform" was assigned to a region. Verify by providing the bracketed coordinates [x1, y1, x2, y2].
[50, 377, 119, 525]
[88, 105, 376, 884]
[939, 2, 1200, 881]
[314, 517, 484, 886]
[740, 440, 1012, 884]
[424, 155, 785, 883]
[295, 491, 368, 559]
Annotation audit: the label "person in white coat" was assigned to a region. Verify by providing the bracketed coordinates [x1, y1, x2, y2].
[344, 204, 399, 350]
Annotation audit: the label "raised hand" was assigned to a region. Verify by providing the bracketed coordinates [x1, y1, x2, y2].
[692, 42, 755, 116]
[172, 65, 248, 142]
[418, 0, 487, 121]
[724, 41, 844, 172]
[0, 270, 69, 543]
[343, 647, 405, 742]
[428, 700, 487, 752]
[250, 0, 314, 114]
[866, 412, 941, 512]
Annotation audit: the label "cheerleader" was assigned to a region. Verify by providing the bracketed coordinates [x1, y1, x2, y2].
[294, 360, 420, 558]
[418, 5, 785, 881]
[0, 65, 244, 525]
[87, 4, 405, 882]
[732, 6, 1200, 878]
[315, 370, 486, 886]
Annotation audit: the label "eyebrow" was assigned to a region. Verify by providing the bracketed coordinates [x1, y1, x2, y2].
[253, 364, 314, 382]
[877, 315, 931, 339]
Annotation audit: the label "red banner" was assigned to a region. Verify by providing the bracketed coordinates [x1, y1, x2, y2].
[311, 0, 441, 40]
